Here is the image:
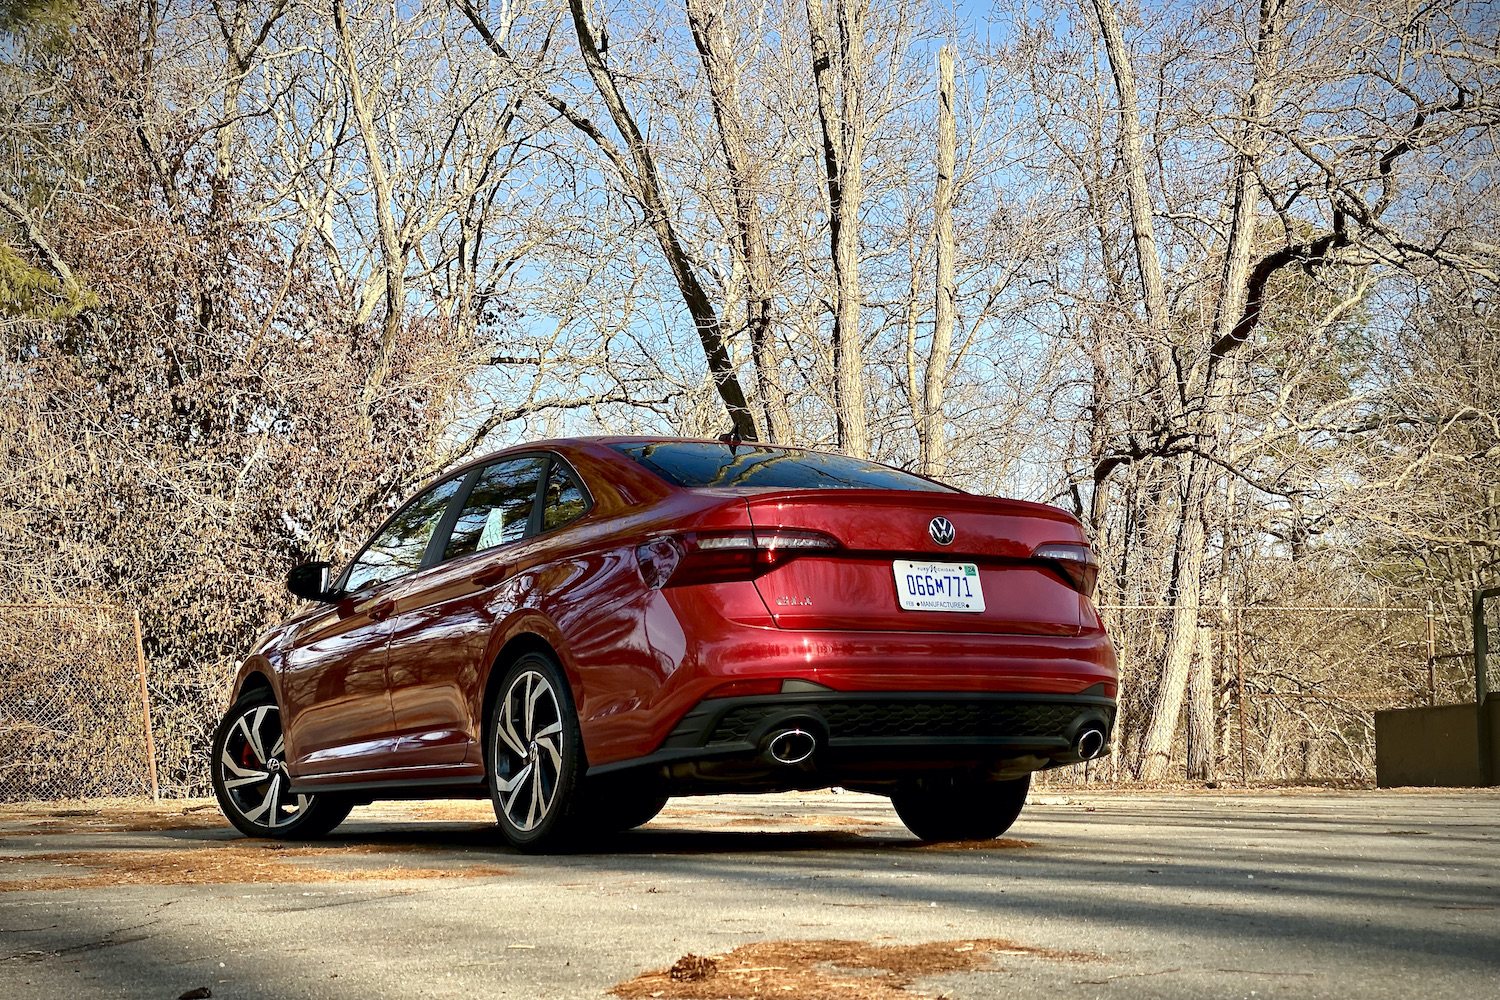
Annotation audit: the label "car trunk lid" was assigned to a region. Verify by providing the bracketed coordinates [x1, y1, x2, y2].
[742, 490, 1086, 635]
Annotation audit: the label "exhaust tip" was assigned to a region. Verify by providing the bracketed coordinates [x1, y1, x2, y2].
[1076, 725, 1107, 760]
[765, 728, 817, 765]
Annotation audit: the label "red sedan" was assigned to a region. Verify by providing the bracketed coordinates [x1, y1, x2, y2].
[212, 437, 1117, 851]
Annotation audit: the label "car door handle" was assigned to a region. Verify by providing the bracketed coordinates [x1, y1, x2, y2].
[368, 599, 396, 622]
[471, 565, 511, 588]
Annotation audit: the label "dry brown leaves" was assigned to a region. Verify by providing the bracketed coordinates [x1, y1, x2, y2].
[0, 800, 231, 835]
[612, 938, 1094, 1000]
[0, 843, 511, 892]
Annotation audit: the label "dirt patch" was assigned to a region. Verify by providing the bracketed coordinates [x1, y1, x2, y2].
[0, 843, 511, 891]
[612, 938, 1093, 1000]
[720, 814, 878, 831]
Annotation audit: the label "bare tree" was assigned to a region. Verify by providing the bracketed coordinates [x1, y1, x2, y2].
[918, 42, 955, 476]
[805, 0, 869, 455]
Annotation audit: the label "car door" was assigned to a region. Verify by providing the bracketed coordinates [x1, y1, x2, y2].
[280, 474, 466, 777]
[382, 454, 554, 765]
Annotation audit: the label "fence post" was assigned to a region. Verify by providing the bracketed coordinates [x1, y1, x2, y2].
[133, 608, 160, 802]
[1476, 588, 1499, 787]
[1427, 601, 1436, 706]
[1237, 610, 1248, 786]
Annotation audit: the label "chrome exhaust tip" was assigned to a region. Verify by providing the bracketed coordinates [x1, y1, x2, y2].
[1076, 725, 1107, 760]
[765, 728, 817, 765]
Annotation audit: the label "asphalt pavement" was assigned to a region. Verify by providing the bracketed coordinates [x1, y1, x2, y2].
[1, 788, 1496, 999]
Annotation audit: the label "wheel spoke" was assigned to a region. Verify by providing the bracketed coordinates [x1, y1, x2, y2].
[523, 673, 536, 739]
[497, 761, 532, 796]
[270, 734, 285, 758]
[243, 773, 280, 822]
[525, 764, 542, 829]
[535, 720, 562, 740]
[499, 700, 526, 758]
[249, 706, 272, 762]
[220, 748, 264, 780]
[224, 771, 269, 790]
[236, 715, 264, 766]
[265, 773, 284, 826]
[536, 735, 561, 769]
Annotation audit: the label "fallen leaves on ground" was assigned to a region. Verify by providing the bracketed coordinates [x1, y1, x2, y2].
[613, 938, 1094, 1000]
[0, 843, 511, 891]
[0, 800, 231, 835]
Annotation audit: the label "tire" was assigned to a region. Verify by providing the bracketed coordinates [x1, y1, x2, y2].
[891, 772, 1030, 842]
[579, 777, 669, 834]
[486, 652, 589, 853]
[211, 691, 352, 840]
[610, 793, 669, 831]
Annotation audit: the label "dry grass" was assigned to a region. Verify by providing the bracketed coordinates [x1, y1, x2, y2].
[0, 842, 511, 892]
[612, 938, 1095, 1000]
[0, 799, 231, 835]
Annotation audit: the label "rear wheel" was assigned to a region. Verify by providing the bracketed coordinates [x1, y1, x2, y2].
[211, 692, 351, 839]
[487, 652, 588, 852]
[579, 777, 668, 834]
[891, 772, 1030, 842]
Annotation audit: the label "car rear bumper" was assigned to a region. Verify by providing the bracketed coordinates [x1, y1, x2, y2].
[587, 690, 1116, 784]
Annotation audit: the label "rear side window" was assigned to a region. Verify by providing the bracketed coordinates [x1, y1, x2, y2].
[611, 442, 956, 492]
[444, 456, 548, 560]
[542, 462, 588, 531]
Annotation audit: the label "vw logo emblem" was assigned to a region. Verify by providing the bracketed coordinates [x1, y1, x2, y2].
[929, 517, 956, 545]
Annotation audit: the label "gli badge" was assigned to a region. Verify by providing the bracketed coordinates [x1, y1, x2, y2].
[928, 517, 956, 545]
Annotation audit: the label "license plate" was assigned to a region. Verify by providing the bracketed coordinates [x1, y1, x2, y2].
[893, 560, 985, 612]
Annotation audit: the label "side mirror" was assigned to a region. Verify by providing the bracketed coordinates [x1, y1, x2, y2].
[286, 561, 338, 603]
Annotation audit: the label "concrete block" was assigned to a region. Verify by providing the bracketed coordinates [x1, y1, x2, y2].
[1374, 703, 1486, 787]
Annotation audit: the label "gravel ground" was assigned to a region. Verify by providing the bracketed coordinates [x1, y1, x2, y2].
[1, 788, 1495, 1000]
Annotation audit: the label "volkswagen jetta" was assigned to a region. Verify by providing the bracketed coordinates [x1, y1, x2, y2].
[212, 437, 1117, 851]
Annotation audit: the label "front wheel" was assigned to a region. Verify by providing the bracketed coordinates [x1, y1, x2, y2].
[211, 692, 352, 839]
[891, 772, 1030, 842]
[487, 652, 588, 853]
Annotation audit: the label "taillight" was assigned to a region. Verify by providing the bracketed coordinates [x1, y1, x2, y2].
[1032, 542, 1099, 598]
[636, 529, 839, 589]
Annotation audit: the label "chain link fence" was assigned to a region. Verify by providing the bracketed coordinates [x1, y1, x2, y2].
[0, 605, 159, 801]
[1042, 604, 1443, 786]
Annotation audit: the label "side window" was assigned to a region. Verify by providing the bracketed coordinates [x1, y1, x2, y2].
[542, 461, 588, 532]
[443, 456, 547, 561]
[344, 476, 465, 593]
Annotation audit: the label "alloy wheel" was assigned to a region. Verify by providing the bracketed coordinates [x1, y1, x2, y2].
[493, 669, 565, 832]
[218, 703, 312, 830]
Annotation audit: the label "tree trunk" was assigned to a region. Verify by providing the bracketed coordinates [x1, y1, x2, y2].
[1187, 624, 1216, 780]
[921, 44, 956, 477]
[333, 0, 405, 394]
[685, 0, 792, 443]
[805, 0, 867, 456]
[1136, 456, 1209, 781]
[457, 0, 759, 440]
[1086, 0, 1176, 409]
[1101, 0, 1284, 782]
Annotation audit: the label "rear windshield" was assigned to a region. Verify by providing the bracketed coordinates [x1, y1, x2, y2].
[610, 442, 957, 492]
